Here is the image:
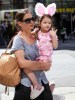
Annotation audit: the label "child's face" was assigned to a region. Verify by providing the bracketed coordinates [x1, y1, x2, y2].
[40, 17, 52, 33]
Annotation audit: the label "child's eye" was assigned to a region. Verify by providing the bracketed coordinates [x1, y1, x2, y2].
[49, 22, 51, 24]
[43, 22, 46, 24]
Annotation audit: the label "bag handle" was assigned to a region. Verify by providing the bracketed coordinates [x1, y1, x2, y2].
[5, 36, 15, 53]
[4, 36, 15, 94]
[5, 86, 9, 95]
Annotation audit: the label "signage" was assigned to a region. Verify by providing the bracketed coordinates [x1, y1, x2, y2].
[56, 8, 75, 13]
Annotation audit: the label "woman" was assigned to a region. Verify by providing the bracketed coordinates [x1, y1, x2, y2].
[11, 8, 53, 100]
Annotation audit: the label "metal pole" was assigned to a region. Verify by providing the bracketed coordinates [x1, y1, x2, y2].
[70, 12, 74, 38]
[28, 0, 34, 14]
[71, 13, 73, 33]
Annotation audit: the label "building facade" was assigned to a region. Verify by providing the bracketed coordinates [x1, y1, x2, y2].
[0, 0, 75, 36]
[0, 0, 75, 12]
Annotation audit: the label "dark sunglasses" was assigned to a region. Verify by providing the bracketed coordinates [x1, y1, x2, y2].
[23, 17, 35, 24]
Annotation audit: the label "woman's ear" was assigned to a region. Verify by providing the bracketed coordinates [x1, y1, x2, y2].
[17, 21, 22, 27]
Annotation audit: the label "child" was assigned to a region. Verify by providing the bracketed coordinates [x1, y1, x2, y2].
[36, 14, 58, 61]
[24, 3, 58, 99]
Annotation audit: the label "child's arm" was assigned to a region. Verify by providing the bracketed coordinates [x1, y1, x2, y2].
[31, 28, 39, 35]
[31, 28, 39, 39]
[49, 28, 58, 49]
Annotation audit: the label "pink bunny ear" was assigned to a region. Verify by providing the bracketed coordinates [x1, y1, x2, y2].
[35, 3, 46, 17]
[46, 3, 56, 16]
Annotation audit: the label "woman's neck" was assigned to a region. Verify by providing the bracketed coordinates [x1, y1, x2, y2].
[18, 30, 35, 40]
[19, 30, 31, 37]
[18, 30, 35, 44]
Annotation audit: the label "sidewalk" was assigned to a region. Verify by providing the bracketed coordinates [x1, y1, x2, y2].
[0, 86, 75, 100]
[53, 87, 75, 100]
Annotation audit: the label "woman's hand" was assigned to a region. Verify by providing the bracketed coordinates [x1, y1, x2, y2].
[39, 61, 52, 71]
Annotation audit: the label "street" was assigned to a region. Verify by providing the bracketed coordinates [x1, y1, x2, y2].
[45, 50, 75, 87]
[45, 37, 75, 87]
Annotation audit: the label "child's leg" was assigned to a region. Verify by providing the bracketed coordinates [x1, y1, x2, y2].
[23, 69, 41, 90]
[23, 69, 44, 99]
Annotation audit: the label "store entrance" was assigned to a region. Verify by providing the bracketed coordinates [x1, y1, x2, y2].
[54, 12, 75, 39]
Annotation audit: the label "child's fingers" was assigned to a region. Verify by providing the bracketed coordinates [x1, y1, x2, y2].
[51, 28, 53, 31]
[55, 29, 58, 33]
[50, 28, 57, 33]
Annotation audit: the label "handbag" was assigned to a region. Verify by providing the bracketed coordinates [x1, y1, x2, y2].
[0, 37, 20, 87]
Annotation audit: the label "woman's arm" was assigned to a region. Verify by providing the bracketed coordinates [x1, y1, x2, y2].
[14, 50, 51, 71]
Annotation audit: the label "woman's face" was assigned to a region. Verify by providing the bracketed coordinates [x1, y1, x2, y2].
[22, 12, 35, 31]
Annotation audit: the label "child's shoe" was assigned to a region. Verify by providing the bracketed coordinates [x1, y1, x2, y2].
[30, 85, 44, 99]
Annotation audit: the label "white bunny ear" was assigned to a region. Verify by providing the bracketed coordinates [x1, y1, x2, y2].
[46, 3, 56, 16]
[35, 3, 46, 17]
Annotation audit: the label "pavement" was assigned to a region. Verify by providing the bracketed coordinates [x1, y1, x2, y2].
[0, 37, 75, 100]
[52, 37, 75, 100]
[53, 87, 75, 100]
[0, 85, 75, 100]
[46, 50, 75, 100]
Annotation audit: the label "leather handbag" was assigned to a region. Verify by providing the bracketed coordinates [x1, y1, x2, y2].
[0, 37, 20, 87]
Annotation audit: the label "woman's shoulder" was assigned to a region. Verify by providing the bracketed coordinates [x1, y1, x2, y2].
[13, 34, 24, 45]
[14, 34, 21, 41]
[12, 34, 24, 47]
[11, 34, 24, 52]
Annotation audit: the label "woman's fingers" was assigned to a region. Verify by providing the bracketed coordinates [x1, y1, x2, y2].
[39, 61, 52, 71]
[43, 61, 52, 71]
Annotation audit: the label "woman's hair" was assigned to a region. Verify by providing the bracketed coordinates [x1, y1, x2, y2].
[40, 14, 54, 29]
[15, 8, 31, 32]
[15, 8, 31, 22]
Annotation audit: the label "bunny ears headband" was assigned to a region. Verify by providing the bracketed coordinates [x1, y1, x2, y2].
[35, 3, 56, 17]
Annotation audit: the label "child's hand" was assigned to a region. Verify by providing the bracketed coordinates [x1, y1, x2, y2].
[31, 28, 39, 34]
[49, 28, 57, 37]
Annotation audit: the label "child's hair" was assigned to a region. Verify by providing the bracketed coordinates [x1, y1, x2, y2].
[39, 14, 54, 29]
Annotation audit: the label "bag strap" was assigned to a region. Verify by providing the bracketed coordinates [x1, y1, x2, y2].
[5, 36, 15, 53]
[5, 86, 9, 95]
[4, 37, 15, 94]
